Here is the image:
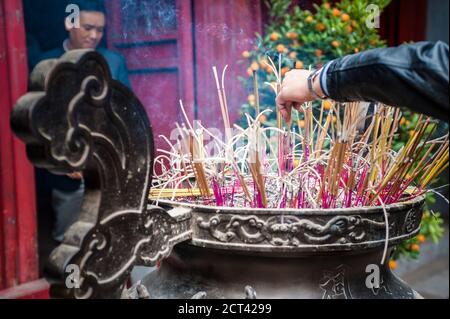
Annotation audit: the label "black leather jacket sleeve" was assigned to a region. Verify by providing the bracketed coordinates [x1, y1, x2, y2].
[325, 41, 449, 122]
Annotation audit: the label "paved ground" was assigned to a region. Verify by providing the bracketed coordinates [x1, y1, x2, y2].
[394, 222, 449, 299]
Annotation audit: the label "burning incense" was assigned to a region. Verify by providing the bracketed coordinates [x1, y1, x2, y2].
[151, 59, 448, 210]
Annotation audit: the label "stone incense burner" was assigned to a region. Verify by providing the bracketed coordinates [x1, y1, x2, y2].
[11, 50, 424, 299]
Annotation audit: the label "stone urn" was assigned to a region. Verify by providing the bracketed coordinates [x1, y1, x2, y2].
[11, 50, 424, 299]
[142, 197, 424, 299]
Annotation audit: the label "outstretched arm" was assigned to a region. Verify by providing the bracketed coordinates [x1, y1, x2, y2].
[277, 41, 449, 122]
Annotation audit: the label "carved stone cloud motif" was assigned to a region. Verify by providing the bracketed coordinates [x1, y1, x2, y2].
[11, 50, 192, 299]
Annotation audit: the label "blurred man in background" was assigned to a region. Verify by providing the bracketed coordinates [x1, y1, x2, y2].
[36, 0, 130, 243]
[40, 0, 130, 86]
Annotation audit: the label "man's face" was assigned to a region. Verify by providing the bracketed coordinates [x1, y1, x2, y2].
[66, 11, 105, 49]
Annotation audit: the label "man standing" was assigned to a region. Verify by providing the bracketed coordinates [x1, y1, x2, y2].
[37, 0, 130, 242]
[40, 0, 130, 87]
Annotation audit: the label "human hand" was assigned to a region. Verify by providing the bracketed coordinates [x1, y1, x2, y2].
[276, 69, 325, 122]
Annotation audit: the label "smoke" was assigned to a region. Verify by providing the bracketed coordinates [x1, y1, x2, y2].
[118, 0, 255, 47]
[119, 0, 178, 39]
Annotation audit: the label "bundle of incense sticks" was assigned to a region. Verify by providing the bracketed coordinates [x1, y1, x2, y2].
[151, 63, 448, 209]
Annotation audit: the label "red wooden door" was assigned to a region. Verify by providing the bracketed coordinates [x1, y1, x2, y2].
[105, 0, 264, 147]
[105, 0, 195, 152]
[379, 0, 428, 46]
[193, 0, 263, 130]
[0, 0, 38, 291]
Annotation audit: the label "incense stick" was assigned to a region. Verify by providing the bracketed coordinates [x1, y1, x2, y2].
[151, 60, 448, 210]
